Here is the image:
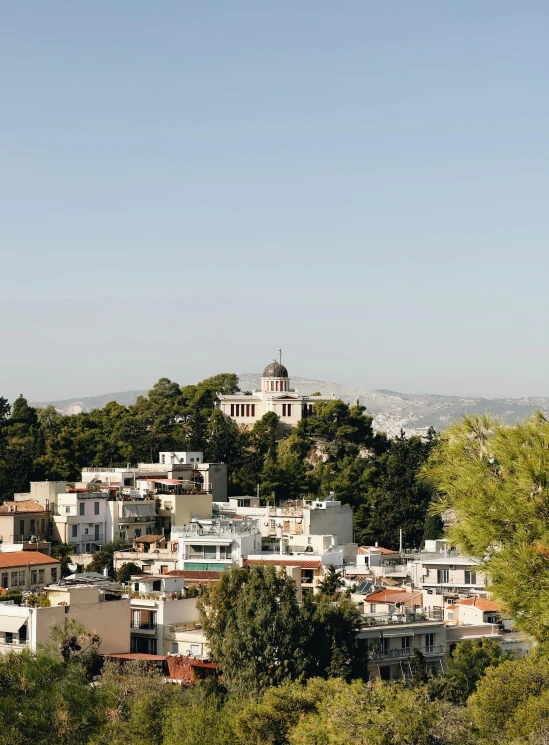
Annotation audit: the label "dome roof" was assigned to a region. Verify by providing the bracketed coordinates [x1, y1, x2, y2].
[263, 361, 289, 378]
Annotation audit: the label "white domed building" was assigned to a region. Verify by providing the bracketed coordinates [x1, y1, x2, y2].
[218, 360, 338, 428]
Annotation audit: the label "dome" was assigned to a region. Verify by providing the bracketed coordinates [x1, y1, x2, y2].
[263, 361, 289, 378]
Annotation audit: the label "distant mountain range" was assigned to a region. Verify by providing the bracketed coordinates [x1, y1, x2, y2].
[31, 375, 549, 438]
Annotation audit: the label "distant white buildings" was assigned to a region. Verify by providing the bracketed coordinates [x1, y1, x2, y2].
[218, 360, 338, 428]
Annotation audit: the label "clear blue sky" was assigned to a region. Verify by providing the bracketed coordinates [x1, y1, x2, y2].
[1, 1, 547, 402]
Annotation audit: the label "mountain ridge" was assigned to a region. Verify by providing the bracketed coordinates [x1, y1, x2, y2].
[30, 375, 549, 438]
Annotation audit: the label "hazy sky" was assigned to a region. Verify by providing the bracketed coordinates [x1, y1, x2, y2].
[1, 1, 547, 403]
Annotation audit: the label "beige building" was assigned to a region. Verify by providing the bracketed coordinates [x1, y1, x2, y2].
[0, 583, 130, 655]
[113, 535, 179, 575]
[218, 360, 338, 428]
[0, 551, 60, 591]
[0, 499, 50, 543]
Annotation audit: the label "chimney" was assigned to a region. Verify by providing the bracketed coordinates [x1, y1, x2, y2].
[375, 541, 378, 547]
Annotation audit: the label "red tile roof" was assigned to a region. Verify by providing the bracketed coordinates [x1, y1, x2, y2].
[106, 653, 168, 661]
[358, 545, 399, 555]
[364, 588, 422, 604]
[0, 552, 59, 568]
[244, 558, 321, 569]
[456, 597, 501, 612]
[166, 570, 222, 581]
[0, 500, 47, 514]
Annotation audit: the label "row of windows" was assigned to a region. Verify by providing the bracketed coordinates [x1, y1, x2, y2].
[71, 524, 101, 538]
[77, 501, 101, 516]
[187, 544, 232, 560]
[281, 404, 292, 417]
[1, 567, 57, 588]
[16, 518, 47, 537]
[264, 380, 289, 391]
[231, 404, 256, 417]
[435, 569, 477, 584]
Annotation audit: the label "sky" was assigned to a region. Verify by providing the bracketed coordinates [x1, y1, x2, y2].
[0, 1, 547, 403]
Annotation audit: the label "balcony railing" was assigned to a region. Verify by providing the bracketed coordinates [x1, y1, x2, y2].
[131, 621, 157, 631]
[367, 645, 445, 661]
[0, 637, 28, 646]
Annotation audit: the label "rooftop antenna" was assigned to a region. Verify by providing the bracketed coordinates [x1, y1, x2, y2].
[279, 348, 282, 366]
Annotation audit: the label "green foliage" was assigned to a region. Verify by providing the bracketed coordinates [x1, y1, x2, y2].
[317, 564, 345, 599]
[198, 565, 367, 694]
[424, 413, 549, 642]
[446, 638, 508, 703]
[115, 562, 142, 584]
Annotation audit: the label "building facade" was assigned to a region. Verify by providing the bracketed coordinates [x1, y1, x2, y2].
[218, 360, 338, 428]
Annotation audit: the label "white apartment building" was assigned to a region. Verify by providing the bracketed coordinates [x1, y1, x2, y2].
[52, 492, 110, 554]
[215, 498, 357, 566]
[218, 360, 338, 428]
[127, 575, 200, 656]
[173, 519, 262, 571]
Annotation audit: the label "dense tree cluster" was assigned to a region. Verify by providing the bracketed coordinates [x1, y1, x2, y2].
[0, 373, 440, 549]
[1, 633, 548, 745]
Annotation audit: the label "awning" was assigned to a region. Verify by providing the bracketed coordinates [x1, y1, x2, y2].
[381, 631, 415, 638]
[0, 617, 27, 633]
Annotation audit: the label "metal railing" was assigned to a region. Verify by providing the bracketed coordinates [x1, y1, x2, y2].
[131, 621, 157, 630]
[367, 645, 444, 661]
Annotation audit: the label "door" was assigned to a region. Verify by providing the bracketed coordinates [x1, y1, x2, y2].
[94, 525, 100, 541]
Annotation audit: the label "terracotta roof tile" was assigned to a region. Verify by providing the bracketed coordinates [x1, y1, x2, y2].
[0, 500, 47, 514]
[364, 588, 422, 604]
[0, 552, 59, 568]
[358, 545, 399, 555]
[456, 597, 501, 612]
[166, 570, 222, 581]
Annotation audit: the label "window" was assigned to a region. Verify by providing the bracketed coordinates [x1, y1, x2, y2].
[464, 570, 476, 584]
[425, 633, 435, 652]
[220, 545, 232, 560]
[11, 572, 19, 587]
[188, 545, 217, 559]
[65, 506, 71, 514]
[72, 524, 78, 538]
[161, 454, 165, 464]
[251, 405, 255, 417]
[370, 604, 377, 613]
[437, 569, 449, 584]
[85, 543, 91, 553]
[401, 636, 411, 651]
[486, 614, 499, 624]
[170, 642, 178, 654]
[302, 569, 314, 584]
[447, 610, 454, 621]
[38, 569, 45, 584]
[94, 502, 100, 515]
[31, 570, 37, 584]
[51, 568, 58, 582]
[237, 499, 250, 507]
[196, 457, 200, 462]
[270, 519, 276, 530]
[30, 519, 36, 534]
[124, 478, 132, 486]
[18, 625, 27, 644]
[246, 404, 250, 416]
[19, 519, 25, 537]
[190, 457, 194, 462]
[282, 404, 286, 416]
[1, 573, 7, 589]
[79, 502, 85, 516]
[5, 633, 13, 645]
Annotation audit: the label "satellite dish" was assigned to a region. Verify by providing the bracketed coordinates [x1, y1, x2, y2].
[68, 563, 78, 572]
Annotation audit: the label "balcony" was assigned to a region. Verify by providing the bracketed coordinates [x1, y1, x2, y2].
[131, 620, 157, 631]
[368, 645, 445, 662]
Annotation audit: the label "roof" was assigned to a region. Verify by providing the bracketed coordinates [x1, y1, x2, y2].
[263, 361, 289, 378]
[456, 597, 501, 612]
[166, 570, 222, 581]
[0, 500, 47, 514]
[107, 653, 168, 661]
[244, 558, 321, 569]
[0, 552, 59, 568]
[358, 545, 399, 555]
[364, 588, 422, 604]
[133, 535, 165, 544]
[136, 478, 185, 485]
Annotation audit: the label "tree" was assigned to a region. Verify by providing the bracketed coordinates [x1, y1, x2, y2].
[317, 565, 345, 599]
[197, 565, 308, 693]
[424, 413, 549, 643]
[446, 638, 508, 703]
[116, 562, 142, 584]
[354, 433, 437, 550]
